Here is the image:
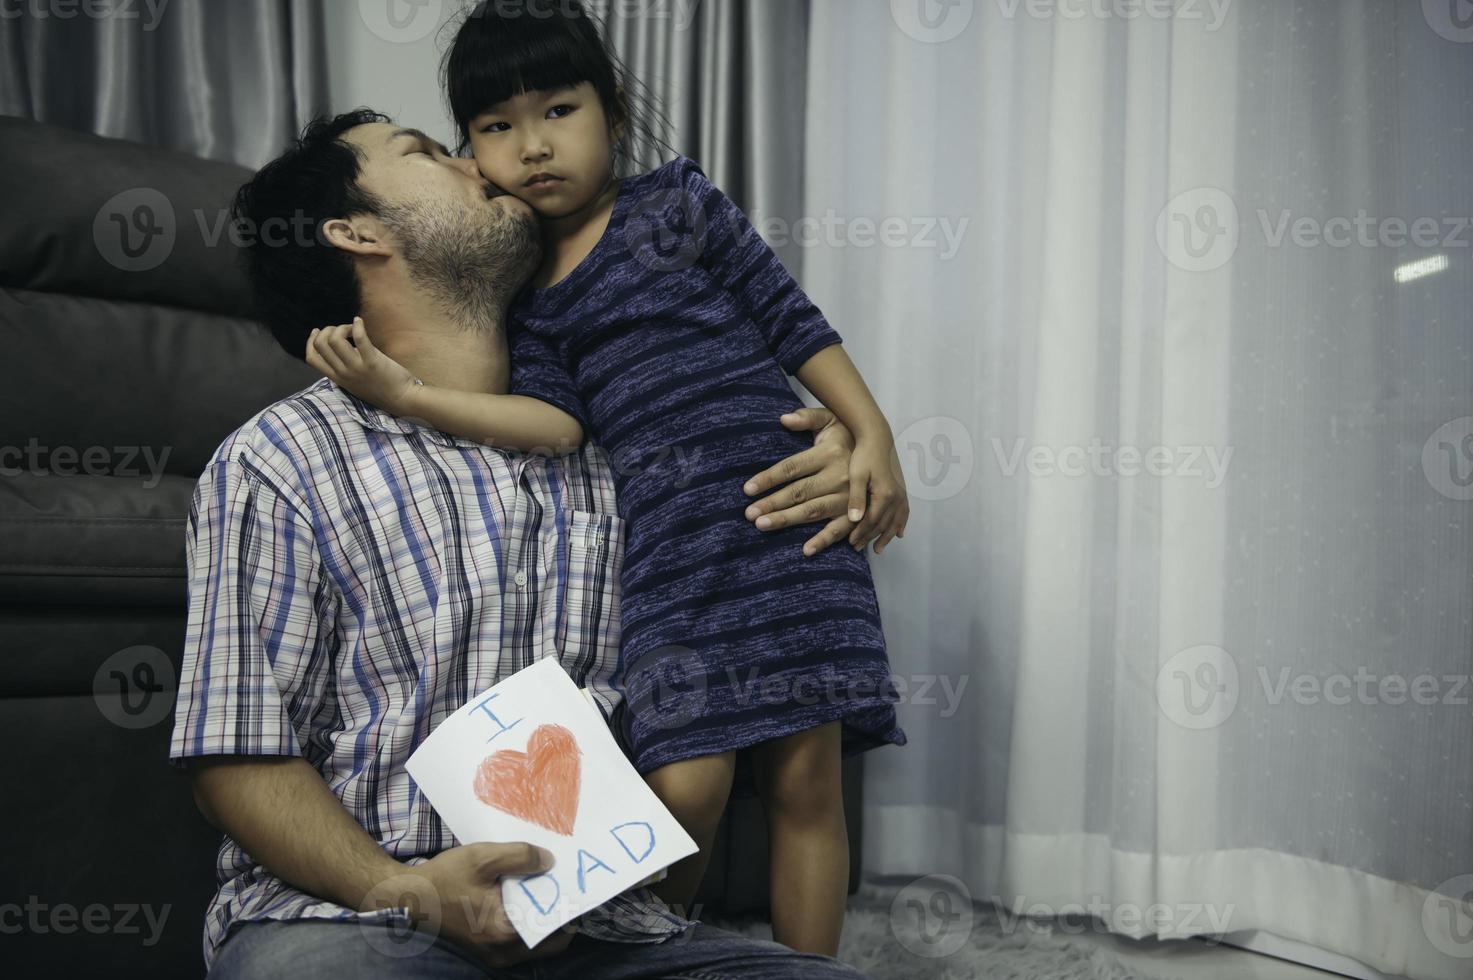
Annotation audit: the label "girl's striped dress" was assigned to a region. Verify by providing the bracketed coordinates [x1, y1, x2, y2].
[508, 154, 907, 775]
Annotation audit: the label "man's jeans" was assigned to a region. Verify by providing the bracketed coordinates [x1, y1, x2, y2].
[208, 918, 873, 980]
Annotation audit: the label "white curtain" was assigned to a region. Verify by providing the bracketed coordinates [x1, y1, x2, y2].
[799, 3, 1473, 979]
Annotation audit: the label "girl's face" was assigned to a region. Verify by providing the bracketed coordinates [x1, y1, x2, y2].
[468, 81, 619, 219]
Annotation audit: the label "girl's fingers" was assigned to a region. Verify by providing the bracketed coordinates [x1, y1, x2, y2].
[847, 466, 869, 524]
[350, 316, 377, 361]
[874, 528, 898, 554]
[328, 324, 363, 368]
[316, 328, 351, 376]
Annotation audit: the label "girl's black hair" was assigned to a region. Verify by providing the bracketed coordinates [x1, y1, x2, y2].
[441, 0, 676, 176]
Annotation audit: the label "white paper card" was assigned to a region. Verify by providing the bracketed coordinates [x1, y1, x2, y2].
[405, 657, 697, 947]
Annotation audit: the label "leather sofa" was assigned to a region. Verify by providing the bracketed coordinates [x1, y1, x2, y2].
[0, 114, 862, 978]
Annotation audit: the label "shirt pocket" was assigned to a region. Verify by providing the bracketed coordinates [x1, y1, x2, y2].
[556, 509, 628, 678]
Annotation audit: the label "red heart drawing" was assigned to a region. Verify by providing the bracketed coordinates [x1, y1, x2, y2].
[472, 723, 582, 836]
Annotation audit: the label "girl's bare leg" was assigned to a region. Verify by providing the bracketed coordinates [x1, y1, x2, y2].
[750, 720, 848, 956]
[644, 750, 737, 915]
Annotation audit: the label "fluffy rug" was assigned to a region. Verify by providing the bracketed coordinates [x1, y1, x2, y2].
[701, 875, 1148, 980]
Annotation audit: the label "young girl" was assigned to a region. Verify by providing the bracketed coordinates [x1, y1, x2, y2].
[310, 1, 909, 956]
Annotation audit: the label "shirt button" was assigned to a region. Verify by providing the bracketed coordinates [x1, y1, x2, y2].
[514, 569, 528, 588]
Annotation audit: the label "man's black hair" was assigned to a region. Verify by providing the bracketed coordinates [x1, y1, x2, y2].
[231, 108, 391, 362]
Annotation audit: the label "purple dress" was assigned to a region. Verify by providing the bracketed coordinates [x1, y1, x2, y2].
[508, 155, 907, 776]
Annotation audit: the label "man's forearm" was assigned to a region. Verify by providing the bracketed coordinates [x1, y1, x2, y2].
[190, 755, 403, 912]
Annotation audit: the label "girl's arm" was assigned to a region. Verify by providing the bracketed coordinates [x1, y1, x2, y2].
[673, 156, 909, 551]
[306, 318, 584, 455]
[791, 345, 909, 553]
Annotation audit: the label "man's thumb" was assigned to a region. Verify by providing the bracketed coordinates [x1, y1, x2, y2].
[780, 407, 833, 431]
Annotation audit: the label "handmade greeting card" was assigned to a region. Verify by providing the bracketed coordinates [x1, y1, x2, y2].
[405, 656, 697, 947]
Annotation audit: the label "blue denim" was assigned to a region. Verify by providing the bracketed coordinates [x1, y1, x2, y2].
[208, 917, 873, 980]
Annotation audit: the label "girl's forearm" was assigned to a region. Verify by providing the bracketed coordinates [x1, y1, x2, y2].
[401, 384, 584, 455]
[792, 345, 893, 443]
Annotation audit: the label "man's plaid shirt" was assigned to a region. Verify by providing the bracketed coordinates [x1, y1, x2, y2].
[168, 377, 691, 970]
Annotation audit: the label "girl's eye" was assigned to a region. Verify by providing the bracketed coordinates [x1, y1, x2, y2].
[480, 122, 510, 134]
[548, 104, 575, 119]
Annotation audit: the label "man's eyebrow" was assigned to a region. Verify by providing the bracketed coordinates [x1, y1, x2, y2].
[387, 128, 452, 157]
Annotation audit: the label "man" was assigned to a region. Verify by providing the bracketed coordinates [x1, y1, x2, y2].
[168, 108, 874, 979]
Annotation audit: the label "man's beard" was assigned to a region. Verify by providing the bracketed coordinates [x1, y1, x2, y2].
[378, 196, 541, 333]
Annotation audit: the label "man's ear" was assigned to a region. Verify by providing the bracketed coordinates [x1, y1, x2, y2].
[321, 214, 392, 258]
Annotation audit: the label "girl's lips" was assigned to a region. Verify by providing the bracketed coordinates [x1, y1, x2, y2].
[526, 177, 564, 190]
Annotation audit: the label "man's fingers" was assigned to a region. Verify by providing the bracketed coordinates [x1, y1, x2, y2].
[746, 474, 822, 523]
[803, 515, 855, 557]
[477, 842, 555, 880]
[778, 406, 836, 432]
[743, 447, 818, 497]
[754, 492, 848, 533]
